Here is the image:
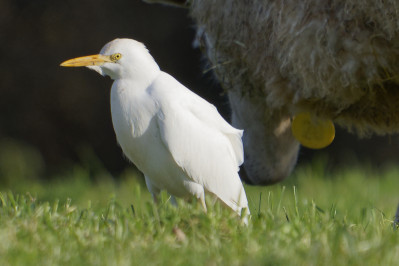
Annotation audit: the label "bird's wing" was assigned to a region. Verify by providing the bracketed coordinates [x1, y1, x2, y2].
[184, 97, 244, 167]
[151, 73, 247, 211]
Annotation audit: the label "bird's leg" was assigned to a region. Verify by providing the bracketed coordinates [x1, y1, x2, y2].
[169, 195, 178, 207]
[185, 182, 207, 212]
[151, 193, 159, 204]
[394, 202, 399, 228]
[144, 176, 160, 204]
[199, 193, 207, 213]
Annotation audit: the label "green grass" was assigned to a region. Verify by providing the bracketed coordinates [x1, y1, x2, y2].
[1, 161, 399, 265]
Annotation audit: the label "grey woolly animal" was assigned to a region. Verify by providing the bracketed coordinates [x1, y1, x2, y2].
[145, 0, 399, 185]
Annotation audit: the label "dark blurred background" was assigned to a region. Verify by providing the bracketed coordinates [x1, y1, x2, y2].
[1, 0, 399, 183]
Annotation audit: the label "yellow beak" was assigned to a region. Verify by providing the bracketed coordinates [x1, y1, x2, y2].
[60, 54, 112, 67]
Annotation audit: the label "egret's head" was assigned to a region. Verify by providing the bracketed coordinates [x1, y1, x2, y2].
[60, 38, 160, 80]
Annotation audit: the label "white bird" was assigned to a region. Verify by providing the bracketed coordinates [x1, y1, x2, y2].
[60, 38, 249, 220]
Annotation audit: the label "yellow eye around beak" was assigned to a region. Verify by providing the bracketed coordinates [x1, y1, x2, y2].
[60, 54, 112, 67]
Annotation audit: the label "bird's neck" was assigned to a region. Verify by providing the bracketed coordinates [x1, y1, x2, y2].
[122, 57, 161, 88]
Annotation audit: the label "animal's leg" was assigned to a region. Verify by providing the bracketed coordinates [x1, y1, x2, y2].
[170, 195, 178, 207]
[185, 181, 207, 212]
[199, 192, 207, 213]
[395, 202, 399, 228]
[145, 176, 161, 203]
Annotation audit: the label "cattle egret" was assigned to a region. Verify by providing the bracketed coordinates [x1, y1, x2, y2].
[60, 38, 249, 220]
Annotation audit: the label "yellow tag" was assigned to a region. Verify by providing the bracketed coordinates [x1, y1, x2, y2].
[291, 112, 335, 149]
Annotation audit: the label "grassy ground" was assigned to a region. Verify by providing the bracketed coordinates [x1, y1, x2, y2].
[0, 160, 398, 265]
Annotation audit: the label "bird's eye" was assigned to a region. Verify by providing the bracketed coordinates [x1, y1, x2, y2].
[111, 53, 122, 62]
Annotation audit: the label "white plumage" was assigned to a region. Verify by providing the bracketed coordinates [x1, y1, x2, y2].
[61, 38, 249, 219]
